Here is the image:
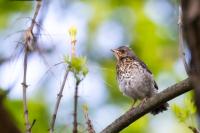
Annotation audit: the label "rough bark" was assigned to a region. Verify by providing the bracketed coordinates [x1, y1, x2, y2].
[181, 0, 200, 115]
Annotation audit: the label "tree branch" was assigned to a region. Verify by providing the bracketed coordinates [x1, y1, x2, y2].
[21, 1, 42, 133]
[181, 0, 200, 116]
[22, 47, 31, 133]
[83, 105, 95, 133]
[189, 126, 200, 133]
[178, 5, 190, 75]
[100, 78, 193, 133]
[49, 69, 70, 133]
[73, 78, 81, 133]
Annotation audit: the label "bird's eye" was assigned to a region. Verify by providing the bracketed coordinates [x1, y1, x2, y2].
[121, 49, 125, 53]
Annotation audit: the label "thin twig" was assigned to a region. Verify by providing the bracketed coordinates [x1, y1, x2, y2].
[178, 5, 190, 75]
[30, 119, 36, 130]
[85, 115, 95, 133]
[21, 1, 42, 133]
[49, 69, 70, 133]
[189, 126, 200, 133]
[30, 0, 42, 30]
[73, 78, 81, 133]
[21, 47, 31, 133]
[83, 105, 95, 133]
[100, 78, 193, 133]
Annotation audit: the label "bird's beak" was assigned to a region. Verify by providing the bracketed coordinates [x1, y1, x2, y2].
[111, 49, 120, 60]
[111, 49, 118, 53]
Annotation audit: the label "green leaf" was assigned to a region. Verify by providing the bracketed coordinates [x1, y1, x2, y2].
[185, 92, 197, 115]
[0, 0, 31, 29]
[65, 56, 88, 76]
[171, 104, 188, 122]
[3, 99, 49, 133]
[64, 55, 70, 64]
[82, 66, 89, 76]
[121, 116, 149, 133]
[71, 56, 86, 73]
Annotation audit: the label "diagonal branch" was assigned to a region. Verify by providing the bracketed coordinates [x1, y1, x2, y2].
[49, 68, 70, 133]
[83, 105, 96, 133]
[100, 78, 193, 133]
[30, 0, 42, 31]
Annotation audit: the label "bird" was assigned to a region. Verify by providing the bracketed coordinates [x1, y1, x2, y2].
[111, 46, 168, 115]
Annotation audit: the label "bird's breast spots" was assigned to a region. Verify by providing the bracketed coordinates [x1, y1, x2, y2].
[118, 79, 131, 91]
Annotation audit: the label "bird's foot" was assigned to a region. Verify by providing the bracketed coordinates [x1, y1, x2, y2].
[139, 98, 148, 108]
[128, 100, 137, 110]
[128, 106, 135, 111]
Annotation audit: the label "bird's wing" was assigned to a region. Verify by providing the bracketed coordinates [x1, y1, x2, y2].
[134, 57, 152, 74]
[153, 80, 159, 90]
[134, 57, 159, 90]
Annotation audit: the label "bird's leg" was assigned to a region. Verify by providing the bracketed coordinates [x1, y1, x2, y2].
[131, 100, 136, 108]
[129, 100, 137, 110]
[140, 97, 148, 108]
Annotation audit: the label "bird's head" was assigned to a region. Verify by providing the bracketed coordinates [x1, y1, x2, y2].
[111, 46, 134, 60]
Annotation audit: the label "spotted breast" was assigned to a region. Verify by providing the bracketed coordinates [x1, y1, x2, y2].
[112, 46, 168, 115]
[117, 57, 156, 101]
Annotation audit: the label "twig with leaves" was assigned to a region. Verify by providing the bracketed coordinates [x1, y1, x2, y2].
[21, 1, 42, 133]
[68, 26, 88, 133]
[65, 56, 88, 133]
[49, 26, 88, 133]
[69, 55, 88, 133]
[172, 92, 199, 133]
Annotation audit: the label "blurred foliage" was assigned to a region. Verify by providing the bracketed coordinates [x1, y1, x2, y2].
[84, 0, 178, 104]
[0, 0, 31, 29]
[0, 0, 195, 133]
[3, 98, 49, 133]
[171, 91, 198, 131]
[121, 116, 150, 133]
[100, 59, 130, 104]
[86, 0, 177, 73]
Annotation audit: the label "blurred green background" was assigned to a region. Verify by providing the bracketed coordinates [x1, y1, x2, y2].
[0, 0, 197, 133]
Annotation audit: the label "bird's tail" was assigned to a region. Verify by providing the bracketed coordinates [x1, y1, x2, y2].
[151, 102, 169, 115]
